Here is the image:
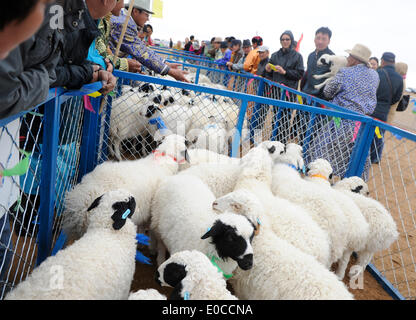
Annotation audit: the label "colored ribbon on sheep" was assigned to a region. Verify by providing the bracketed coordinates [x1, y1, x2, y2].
[208, 255, 233, 280]
[0, 150, 31, 179]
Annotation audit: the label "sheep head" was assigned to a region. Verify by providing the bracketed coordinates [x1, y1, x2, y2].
[334, 176, 370, 196]
[306, 158, 333, 182]
[201, 213, 255, 271]
[212, 189, 263, 236]
[86, 189, 136, 231]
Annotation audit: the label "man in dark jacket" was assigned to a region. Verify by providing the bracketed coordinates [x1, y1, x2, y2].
[264, 30, 304, 143]
[297, 27, 334, 145]
[0, 0, 59, 120]
[370, 52, 403, 164]
[52, 0, 116, 93]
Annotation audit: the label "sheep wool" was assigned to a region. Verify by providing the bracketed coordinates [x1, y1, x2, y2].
[62, 134, 188, 242]
[271, 144, 348, 265]
[6, 190, 137, 300]
[157, 250, 238, 300]
[150, 174, 255, 275]
[334, 177, 399, 277]
[128, 289, 167, 300]
[305, 159, 370, 279]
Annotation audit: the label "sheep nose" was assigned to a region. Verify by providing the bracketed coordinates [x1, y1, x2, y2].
[237, 254, 253, 270]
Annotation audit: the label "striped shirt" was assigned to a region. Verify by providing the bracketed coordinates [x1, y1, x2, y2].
[109, 9, 169, 75]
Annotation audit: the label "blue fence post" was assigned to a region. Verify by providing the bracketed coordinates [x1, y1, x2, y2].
[249, 78, 265, 143]
[345, 120, 376, 178]
[195, 68, 200, 84]
[36, 96, 61, 266]
[78, 96, 102, 183]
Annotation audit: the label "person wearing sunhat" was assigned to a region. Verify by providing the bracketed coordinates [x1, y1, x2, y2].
[309, 44, 380, 181]
[109, 0, 188, 82]
[369, 52, 404, 164]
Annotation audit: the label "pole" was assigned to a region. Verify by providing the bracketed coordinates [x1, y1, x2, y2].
[99, 0, 135, 114]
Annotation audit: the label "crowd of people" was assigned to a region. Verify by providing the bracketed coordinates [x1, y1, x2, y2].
[175, 26, 408, 167]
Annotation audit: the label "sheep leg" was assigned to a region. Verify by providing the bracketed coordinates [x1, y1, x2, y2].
[349, 251, 373, 278]
[313, 72, 333, 80]
[156, 239, 168, 267]
[335, 249, 353, 280]
[314, 78, 330, 90]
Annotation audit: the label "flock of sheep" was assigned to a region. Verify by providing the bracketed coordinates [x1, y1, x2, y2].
[3, 74, 399, 300]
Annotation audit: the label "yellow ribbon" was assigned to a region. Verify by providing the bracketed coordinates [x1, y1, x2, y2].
[375, 127, 383, 139]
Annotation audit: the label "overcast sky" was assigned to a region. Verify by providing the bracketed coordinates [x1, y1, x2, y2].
[140, 0, 415, 88]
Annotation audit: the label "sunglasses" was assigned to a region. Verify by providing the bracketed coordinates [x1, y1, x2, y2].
[281, 38, 291, 42]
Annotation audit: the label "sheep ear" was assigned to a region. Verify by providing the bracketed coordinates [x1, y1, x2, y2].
[351, 185, 363, 194]
[111, 197, 136, 230]
[163, 262, 187, 288]
[201, 228, 212, 240]
[231, 202, 243, 213]
[87, 195, 103, 212]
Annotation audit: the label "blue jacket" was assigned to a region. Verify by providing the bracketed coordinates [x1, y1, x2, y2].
[215, 49, 232, 66]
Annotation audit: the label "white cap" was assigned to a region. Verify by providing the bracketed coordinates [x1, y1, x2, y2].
[257, 46, 269, 52]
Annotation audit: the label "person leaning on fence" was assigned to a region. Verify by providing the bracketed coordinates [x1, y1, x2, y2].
[225, 39, 243, 71]
[297, 27, 335, 146]
[95, 0, 142, 74]
[0, 0, 59, 120]
[263, 30, 305, 144]
[308, 44, 379, 181]
[0, 0, 56, 292]
[256, 46, 273, 80]
[243, 36, 263, 74]
[109, 0, 188, 82]
[143, 24, 154, 46]
[369, 52, 403, 164]
[215, 42, 232, 66]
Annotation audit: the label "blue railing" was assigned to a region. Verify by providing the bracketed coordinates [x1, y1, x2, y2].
[1, 65, 415, 300]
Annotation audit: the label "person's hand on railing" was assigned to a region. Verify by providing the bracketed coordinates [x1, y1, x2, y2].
[127, 59, 142, 73]
[104, 58, 113, 74]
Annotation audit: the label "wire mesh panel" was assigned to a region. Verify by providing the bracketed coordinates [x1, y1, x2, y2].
[0, 108, 44, 299]
[98, 76, 246, 163]
[0, 96, 85, 299]
[366, 127, 416, 300]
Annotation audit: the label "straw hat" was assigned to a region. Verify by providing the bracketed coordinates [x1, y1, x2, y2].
[345, 44, 372, 64]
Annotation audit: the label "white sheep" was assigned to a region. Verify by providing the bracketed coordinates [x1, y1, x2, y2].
[150, 174, 256, 276]
[305, 159, 370, 279]
[178, 148, 240, 171]
[128, 289, 167, 300]
[62, 134, 189, 242]
[334, 177, 399, 277]
[212, 189, 354, 300]
[6, 190, 137, 300]
[231, 146, 331, 267]
[271, 143, 349, 266]
[156, 250, 238, 300]
[313, 54, 348, 90]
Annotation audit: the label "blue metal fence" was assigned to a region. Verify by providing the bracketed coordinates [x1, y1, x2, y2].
[1, 65, 415, 299]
